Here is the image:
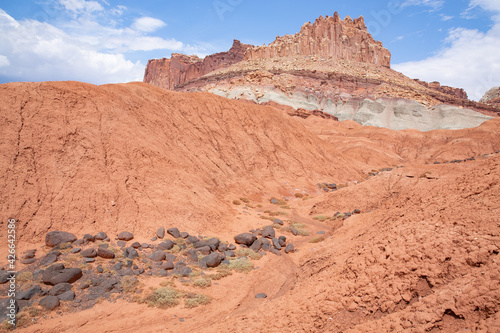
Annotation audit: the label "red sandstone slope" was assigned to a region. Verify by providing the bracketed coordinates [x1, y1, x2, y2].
[0, 81, 361, 246]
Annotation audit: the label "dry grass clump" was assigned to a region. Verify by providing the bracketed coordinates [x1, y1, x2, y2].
[313, 215, 330, 222]
[192, 277, 211, 288]
[227, 258, 254, 273]
[145, 287, 180, 308]
[309, 237, 325, 243]
[121, 276, 143, 293]
[235, 248, 261, 260]
[184, 293, 211, 308]
[240, 197, 250, 203]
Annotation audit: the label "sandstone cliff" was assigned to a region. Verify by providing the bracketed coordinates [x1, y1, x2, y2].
[480, 87, 500, 106]
[143, 39, 251, 89]
[245, 13, 391, 67]
[414, 79, 468, 100]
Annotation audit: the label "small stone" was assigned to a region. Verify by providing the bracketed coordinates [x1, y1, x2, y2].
[131, 242, 141, 248]
[156, 227, 165, 239]
[285, 243, 295, 254]
[201, 252, 224, 268]
[39, 295, 60, 310]
[94, 232, 107, 240]
[250, 238, 263, 252]
[39, 252, 61, 266]
[81, 248, 97, 258]
[261, 238, 272, 251]
[261, 226, 275, 239]
[97, 248, 115, 259]
[18, 285, 43, 300]
[181, 266, 192, 277]
[227, 244, 236, 250]
[161, 261, 174, 270]
[21, 258, 36, 265]
[58, 290, 75, 301]
[197, 246, 212, 255]
[272, 238, 281, 250]
[83, 258, 95, 263]
[71, 248, 81, 254]
[117, 231, 134, 241]
[148, 251, 166, 262]
[255, 293, 267, 299]
[273, 219, 284, 225]
[180, 232, 189, 238]
[167, 228, 181, 238]
[151, 236, 158, 241]
[234, 233, 257, 246]
[117, 241, 127, 248]
[224, 250, 236, 257]
[269, 248, 281, 256]
[45, 231, 77, 247]
[48, 283, 72, 296]
[157, 240, 175, 251]
[123, 247, 139, 259]
[83, 234, 95, 242]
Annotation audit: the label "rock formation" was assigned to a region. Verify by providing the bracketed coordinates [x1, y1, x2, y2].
[245, 13, 391, 67]
[143, 39, 251, 90]
[414, 79, 468, 100]
[480, 87, 500, 106]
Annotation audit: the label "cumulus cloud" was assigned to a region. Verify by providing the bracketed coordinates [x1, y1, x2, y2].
[393, 1, 500, 101]
[0, 3, 204, 85]
[132, 17, 166, 33]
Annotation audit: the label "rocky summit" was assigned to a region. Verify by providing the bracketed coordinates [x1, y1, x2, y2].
[143, 13, 500, 131]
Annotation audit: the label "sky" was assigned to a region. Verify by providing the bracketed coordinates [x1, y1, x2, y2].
[0, 0, 499, 100]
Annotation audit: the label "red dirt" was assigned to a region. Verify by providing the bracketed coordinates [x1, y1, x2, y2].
[1, 81, 499, 332]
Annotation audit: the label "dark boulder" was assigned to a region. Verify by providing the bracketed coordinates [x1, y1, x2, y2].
[285, 243, 295, 254]
[39, 251, 61, 266]
[157, 240, 175, 251]
[42, 264, 83, 285]
[255, 293, 267, 299]
[261, 239, 272, 251]
[131, 242, 141, 249]
[17, 285, 42, 300]
[81, 248, 97, 258]
[272, 238, 282, 250]
[97, 248, 115, 259]
[261, 226, 275, 239]
[273, 219, 284, 225]
[167, 228, 181, 238]
[234, 233, 257, 246]
[58, 290, 75, 301]
[250, 238, 263, 252]
[94, 232, 107, 240]
[161, 261, 174, 270]
[123, 247, 139, 259]
[39, 296, 60, 310]
[156, 227, 165, 239]
[45, 231, 77, 247]
[83, 234, 95, 243]
[201, 252, 224, 268]
[48, 283, 72, 296]
[148, 251, 166, 262]
[117, 231, 134, 241]
[197, 246, 212, 255]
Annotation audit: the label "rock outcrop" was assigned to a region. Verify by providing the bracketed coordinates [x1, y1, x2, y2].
[480, 87, 500, 106]
[245, 13, 391, 67]
[143, 39, 251, 89]
[414, 79, 468, 100]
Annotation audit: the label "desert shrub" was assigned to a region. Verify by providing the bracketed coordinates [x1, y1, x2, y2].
[309, 237, 325, 243]
[16, 271, 33, 283]
[228, 258, 254, 273]
[259, 215, 274, 221]
[210, 268, 233, 280]
[294, 193, 304, 198]
[235, 248, 261, 260]
[313, 215, 330, 222]
[146, 287, 180, 308]
[121, 276, 142, 293]
[232, 200, 241, 205]
[270, 197, 287, 205]
[184, 293, 211, 308]
[192, 278, 211, 288]
[280, 205, 291, 210]
[240, 197, 250, 203]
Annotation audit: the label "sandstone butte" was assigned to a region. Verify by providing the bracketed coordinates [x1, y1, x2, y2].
[144, 13, 390, 88]
[143, 12, 470, 105]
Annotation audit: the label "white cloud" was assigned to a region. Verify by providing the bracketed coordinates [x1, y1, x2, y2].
[0, 4, 206, 85]
[393, 1, 500, 101]
[59, 0, 104, 14]
[440, 14, 454, 21]
[402, 0, 445, 11]
[132, 17, 166, 33]
[0, 55, 9, 67]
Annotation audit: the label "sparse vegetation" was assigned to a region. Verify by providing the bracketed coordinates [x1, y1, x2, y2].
[210, 268, 233, 280]
[235, 248, 262, 260]
[16, 271, 34, 283]
[309, 237, 325, 243]
[240, 197, 250, 203]
[192, 277, 211, 288]
[294, 193, 304, 198]
[145, 287, 181, 308]
[121, 276, 143, 293]
[233, 200, 241, 205]
[313, 215, 330, 222]
[227, 257, 254, 273]
[184, 293, 211, 308]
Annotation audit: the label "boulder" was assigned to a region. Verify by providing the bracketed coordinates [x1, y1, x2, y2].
[131, 242, 141, 248]
[197, 246, 212, 255]
[39, 295, 60, 310]
[123, 247, 139, 259]
[167, 228, 181, 238]
[273, 219, 284, 225]
[94, 232, 107, 240]
[117, 231, 134, 241]
[234, 233, 257, 246]
[161, 261, 174, 270]
[148, 251, 166, 262]
[17, 285, 42, 300]
[48, 283, 72, 296]
[83, 234, 95, 242]
[42, 264, 83, 285]
[157, 240, 175, 250]
[261, 226, 276, 239]
[58, 290, 75, 301]
[157, 227, 165, 239]
[45, 231, 77, 247]
[39, 251, 61, 266]
[80, 248, 97, 258]
[97, 248, 115, 259]
[285, 243, 295, 254]
[272, 238, 282, 250]
[261, 238, 272, 251]
[201, 252, 224, 268]
[250, 238, 263, 252]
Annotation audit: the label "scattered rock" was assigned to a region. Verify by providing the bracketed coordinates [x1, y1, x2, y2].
[39, 251, 61, 266]
[255, 293, 267, 299]
[285, 243, 295, 254]
[225, 250, 236, 257]
[180, 232, 189, 238]
[58, 290, 75, 301]
[81, 248, 97, 258]
[180, 266, 192, 277]
[48, 283, 72, 296]
[157, 227, 165, 239]
[201, 252, 224, 268]
[131, 242, 141, 249]
[158, 240, 175, 250]
[261, 238, 272, 251]
[39, 295, 60, 310]
[117, 241, 127, 248]
[250, 238, 263, 252]
[123, 247, 139, 259]
[167, 228, 181, 238]
[83, 234, 95, 242]
[83, 258, 95, 263]
[21, 258, 37, 265]
[270, 248, 282, 256]
[71, 248, 81, 254]
[117, 231, 134, 241]
[97, 247, 115, 259]
[273, 219, 284, 225]
[94, 232, 107, 240]
[42, 264, 82, 285]
[290, 227, 299, 236]
[227, 244, 237, 250]
[45, 231, 77, 247]
[278, 236, 287, 247]
[197, 246, 212, 255]
[218, 243, 228, 252]
[234, 233, 257, 245]
[272, 238, 282, 250]
[262, 226, 276, 239]
[161, 261, 174, 270]
[18, 285, 42, 300]
[148, 251, 166, 262]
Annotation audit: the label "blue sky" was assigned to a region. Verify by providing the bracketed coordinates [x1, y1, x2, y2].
[0, 0, 499, 100]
